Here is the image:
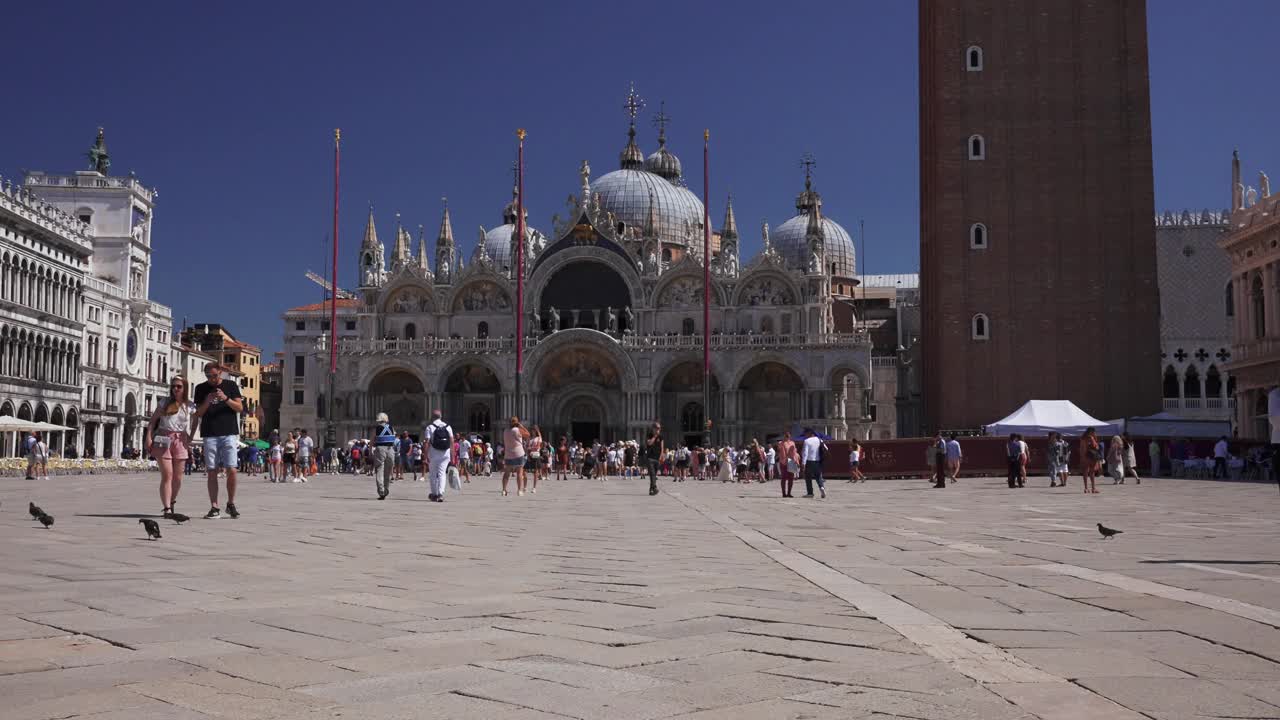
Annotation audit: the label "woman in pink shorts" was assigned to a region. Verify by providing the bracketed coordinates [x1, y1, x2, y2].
[145, 376, 196, 518]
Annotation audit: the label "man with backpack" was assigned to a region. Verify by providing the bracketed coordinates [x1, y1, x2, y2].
[424, 409, 454, 503]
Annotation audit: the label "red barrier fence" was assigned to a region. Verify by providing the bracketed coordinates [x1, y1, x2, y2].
[822, 436, 1268, 479]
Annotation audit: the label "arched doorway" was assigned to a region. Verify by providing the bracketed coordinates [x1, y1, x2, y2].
[34, 403, 48, 423]
[564, 396, 606, 445]
[65, 408, 79, 457]
[659, 361, 720, 447]
[369, 368, 426, 430]
[539, 345, 624, 442]
[539, 261, 632, 332]
[50, 406, 64, 455]
[124, 393, 140, 454]
[738, 361, 804, 440]
[442, 363, 500, 438]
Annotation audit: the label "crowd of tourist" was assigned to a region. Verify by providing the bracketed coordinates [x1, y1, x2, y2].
[28, 363, 1270, 520]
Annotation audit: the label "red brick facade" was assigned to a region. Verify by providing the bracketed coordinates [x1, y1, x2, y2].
[919, 0, 1161, 431]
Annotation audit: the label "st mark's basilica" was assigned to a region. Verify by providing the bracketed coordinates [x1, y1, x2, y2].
[280, 98, 873, 447]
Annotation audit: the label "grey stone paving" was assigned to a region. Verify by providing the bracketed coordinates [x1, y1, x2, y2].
[2, 471, 1279, 719]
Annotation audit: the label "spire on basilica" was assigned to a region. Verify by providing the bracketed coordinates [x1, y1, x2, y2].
[435, 199, 455, 284]
[801, 156, 826, 274]
[620, 83, 646, 170]
[358, 204, 386, 288]
[361, 203, 380, 249]
[391, 213, 411, 269]
[416, 224, 429, 272]
[721, 195, 739, 241]
[718, 195, 740, 278]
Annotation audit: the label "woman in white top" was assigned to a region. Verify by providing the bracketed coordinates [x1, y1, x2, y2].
[145, 376, 196, 518]
[31, 433, 49, 481]
[269, 441, 283, 482]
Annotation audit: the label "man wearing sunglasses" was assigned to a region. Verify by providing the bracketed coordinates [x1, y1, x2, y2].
[193, 362, 245, 518]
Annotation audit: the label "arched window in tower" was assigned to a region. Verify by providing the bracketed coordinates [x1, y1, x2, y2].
[971, 313, 989, 340]
[1251, 275, 1265, 339]
[477, 321, 489, 339]
[1225, 281, 1234, 317]
[681, 318, 695, 336]
[970, 223, 987, 249]
[968, 135, 985, 160]
[966, 46, 983, 71]
[404, 323, 416, 340]
[1162, 365, 1179, 399]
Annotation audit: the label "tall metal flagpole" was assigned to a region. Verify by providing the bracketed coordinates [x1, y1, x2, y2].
[702, 129, 711, 449]
[326, 129, 340, 450]
[515, 129, 526, 421]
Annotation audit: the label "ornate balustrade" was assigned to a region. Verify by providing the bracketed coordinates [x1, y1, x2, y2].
[326, 331, 870, 356]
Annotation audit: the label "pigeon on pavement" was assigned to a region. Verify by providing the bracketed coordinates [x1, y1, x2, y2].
[37, 513, 54, 528]
[29, 502, 43, 519]
[1097, 522, 1123, 539]
[169, 513, 190, 524]
[139, 518, 162, 540]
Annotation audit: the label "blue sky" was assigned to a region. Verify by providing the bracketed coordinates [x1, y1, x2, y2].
[2, 1, 1277, 357]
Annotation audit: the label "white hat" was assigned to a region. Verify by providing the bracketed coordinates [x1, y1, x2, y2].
[376, 412, 389, 423]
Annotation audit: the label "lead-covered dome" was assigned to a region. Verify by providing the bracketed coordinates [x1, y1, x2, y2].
[772, 212, 857, 278]
[474, 197, 545, 272]
[591, 168, 704, 250]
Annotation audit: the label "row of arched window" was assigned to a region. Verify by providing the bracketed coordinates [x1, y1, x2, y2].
[0, 250, 83, 322]
[0, 325, 81, 386]
[964, 44, 988, 248]
[1162, 364, 1232, 401]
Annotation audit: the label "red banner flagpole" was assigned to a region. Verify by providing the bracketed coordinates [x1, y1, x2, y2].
[330, 129, 340, 374]
[515, 129, 526, 420]
[326, 128, 340, 449]
[702, 129, 711, 447]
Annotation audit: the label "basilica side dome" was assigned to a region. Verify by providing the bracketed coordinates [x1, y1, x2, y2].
[474, 198, 546, 272]
[771, 178, 857, 278]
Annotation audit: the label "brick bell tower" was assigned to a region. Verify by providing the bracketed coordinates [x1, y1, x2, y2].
[919, 0, 1161, 431]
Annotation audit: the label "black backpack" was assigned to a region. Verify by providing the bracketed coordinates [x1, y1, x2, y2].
[430, 423, 452, 451]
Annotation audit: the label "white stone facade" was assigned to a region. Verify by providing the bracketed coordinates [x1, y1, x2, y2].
[1155, 210, 1235, 424]
[0, 177, 91, 455]
[25, 167, 173, 458]
[282, 161, 872, 448]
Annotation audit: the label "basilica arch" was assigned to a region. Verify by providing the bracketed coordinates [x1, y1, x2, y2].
[735, 359, 807, 442]
[366, 367, 426, 430]
[439, 359, 503, 438]
[528, 247, 641, 327]
[657, 358, 722, 447]
[525, 329, 637, 443]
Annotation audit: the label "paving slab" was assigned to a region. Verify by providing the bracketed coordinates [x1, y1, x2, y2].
[3, 472, 1280, 719]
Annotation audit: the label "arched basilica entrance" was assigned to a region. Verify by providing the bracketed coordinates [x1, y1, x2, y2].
[536, 343, 625, 444]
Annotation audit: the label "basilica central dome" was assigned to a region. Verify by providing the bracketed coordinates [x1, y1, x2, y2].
[591, 168, 705, 251]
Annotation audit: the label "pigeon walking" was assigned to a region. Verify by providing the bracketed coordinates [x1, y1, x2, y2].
[1097, 522, 1122, 539]
[29, 502, 43, 519]
[37, 513, 54, 528]
[169, 513, 190, 524]
[139, 518, 162, 540]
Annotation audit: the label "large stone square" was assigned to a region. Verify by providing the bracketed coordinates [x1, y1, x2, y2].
[2, 471, 1278, 719]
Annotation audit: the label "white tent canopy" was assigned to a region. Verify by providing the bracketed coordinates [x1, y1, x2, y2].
[985, 400, 1120, 437]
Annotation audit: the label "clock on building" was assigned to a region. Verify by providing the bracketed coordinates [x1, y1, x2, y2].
[126, 329, 138, 365]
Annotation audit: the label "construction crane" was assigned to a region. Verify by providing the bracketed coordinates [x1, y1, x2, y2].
[305, 271, 355, 299]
